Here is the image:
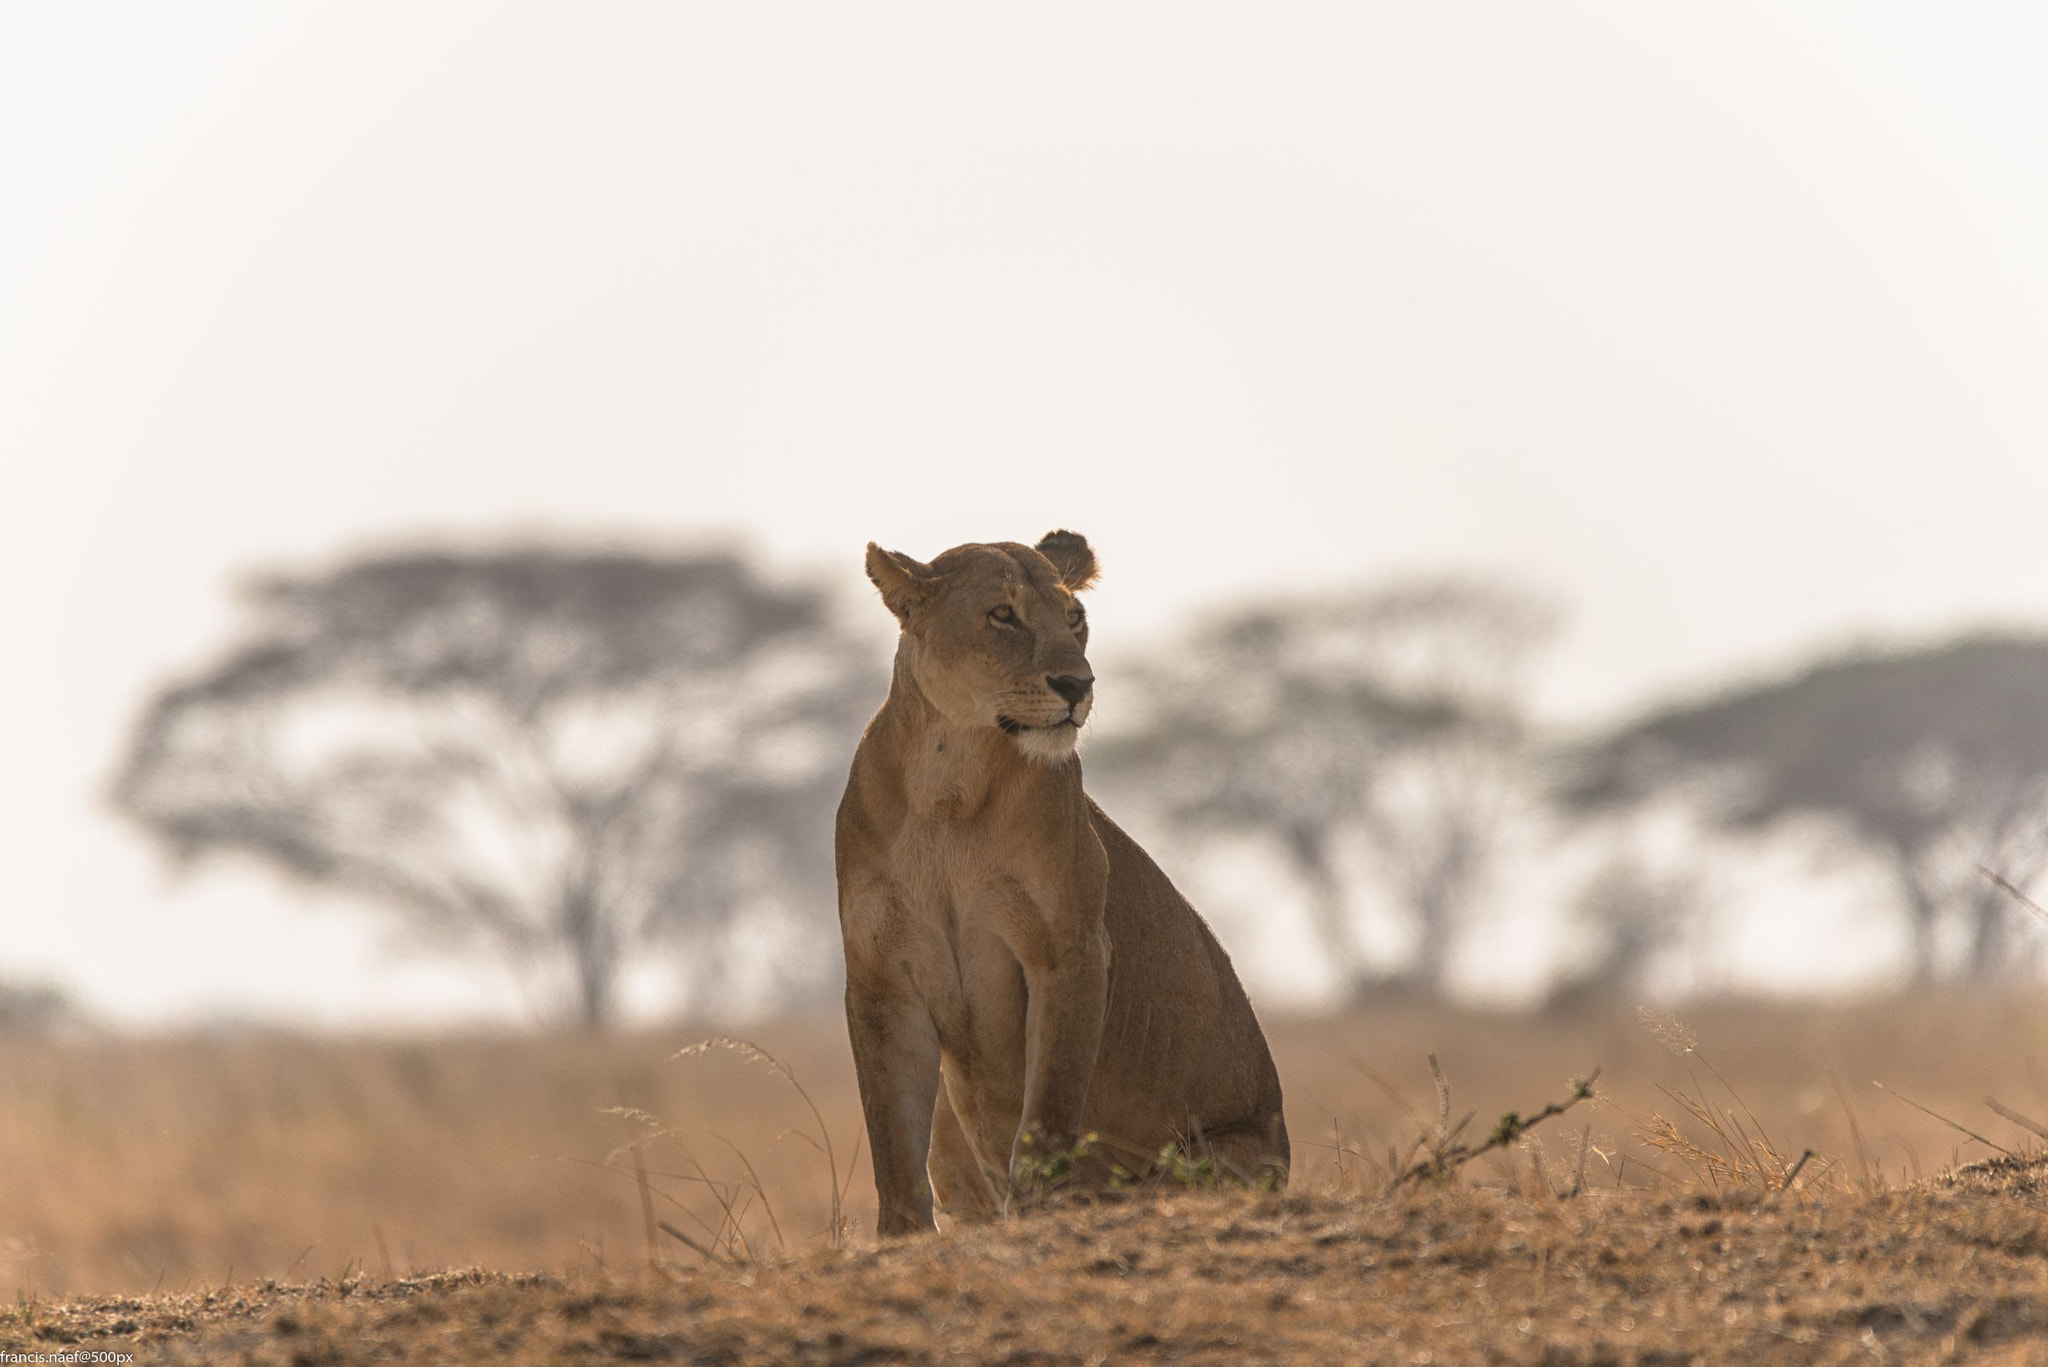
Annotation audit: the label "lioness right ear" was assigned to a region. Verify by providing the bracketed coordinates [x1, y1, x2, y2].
[1035, 529, 1099, 592]
[865, 543, 938, 626]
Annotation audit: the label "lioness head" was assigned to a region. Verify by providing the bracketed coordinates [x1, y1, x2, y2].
[865, 530, 1099, 763]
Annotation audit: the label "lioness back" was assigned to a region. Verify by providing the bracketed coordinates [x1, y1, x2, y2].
[1084, 800, 1288, 1168]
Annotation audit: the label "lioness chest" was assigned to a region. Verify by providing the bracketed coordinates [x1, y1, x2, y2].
[877, 816, 1047, 1143]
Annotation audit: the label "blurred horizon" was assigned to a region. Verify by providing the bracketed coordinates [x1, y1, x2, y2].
[8, 4, 2048, 1029]
[23, 527, 2048, 1034]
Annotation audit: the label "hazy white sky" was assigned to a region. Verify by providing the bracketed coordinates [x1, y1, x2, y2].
[6, 4, 2048, 1026]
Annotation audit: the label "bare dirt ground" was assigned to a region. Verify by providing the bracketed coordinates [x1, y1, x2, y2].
[14, 1157, 2048, 1365]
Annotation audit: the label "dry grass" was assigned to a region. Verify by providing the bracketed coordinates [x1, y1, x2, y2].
[7, 989, 2048, 1347]
[0, 1025, 865, 1296]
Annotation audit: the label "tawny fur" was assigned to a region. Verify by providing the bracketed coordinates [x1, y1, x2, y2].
[836, 530, 1289, 1236]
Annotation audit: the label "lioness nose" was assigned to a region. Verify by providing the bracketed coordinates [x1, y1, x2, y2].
[1047, 673, 1094, 706]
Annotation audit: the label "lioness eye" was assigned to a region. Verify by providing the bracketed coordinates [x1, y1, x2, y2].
[989, 605, 1017, 624]
[1067, 609, 1085, 629]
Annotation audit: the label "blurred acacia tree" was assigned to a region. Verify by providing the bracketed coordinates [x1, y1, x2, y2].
[1542, 850, 1701, 1013]
[1091, 578, 1557, 1000]
[113, 547, 881, 1027]
[1559, 634, 2048, 983]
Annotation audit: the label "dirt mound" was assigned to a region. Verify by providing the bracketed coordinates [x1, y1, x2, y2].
[1936, 1152, 2048, 1201]
[13, 1166, 2048, 1365]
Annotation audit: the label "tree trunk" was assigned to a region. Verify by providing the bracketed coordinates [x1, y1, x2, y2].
[574, 938, 615, 1029]
[1411, 886, 1454, 996]
[558, 864, 619, 1030]
[1893, 860, 1942, 985]
[1286, 823, 1366, 1000]
[1963, 811, 2048, 983]
[1965, 878, 2045, 983]
[1405, 813, 1479, 997]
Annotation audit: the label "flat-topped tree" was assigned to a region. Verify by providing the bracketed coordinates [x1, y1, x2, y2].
[113, 546, 881, 1026]
[1091, 577, 1556, 999]
[1559, 633, 2048, 983]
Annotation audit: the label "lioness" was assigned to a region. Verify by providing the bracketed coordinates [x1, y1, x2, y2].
[836, 529, 1288, 1235]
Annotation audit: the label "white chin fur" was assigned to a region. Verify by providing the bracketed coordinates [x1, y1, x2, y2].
[1012, 726, 1080, 764]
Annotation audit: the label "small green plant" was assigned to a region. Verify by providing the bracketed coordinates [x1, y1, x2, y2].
[1151, 1141, 1220, 1189]
[1011, 1132, 1099, 1189]
[1387, 1060, 1602, 1191]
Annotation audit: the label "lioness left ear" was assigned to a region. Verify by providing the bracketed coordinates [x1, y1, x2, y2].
[865, 542, 939, 626]
[1035, 529, 1099, 592]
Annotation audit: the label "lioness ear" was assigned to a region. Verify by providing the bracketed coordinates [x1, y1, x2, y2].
[1035, 529, 1099, 592]
[865, 543, 938, 625]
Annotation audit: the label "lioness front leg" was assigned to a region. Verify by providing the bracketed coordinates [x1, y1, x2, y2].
[1010, 926, 1109, 1186]
[844, 983, 942, 1236]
